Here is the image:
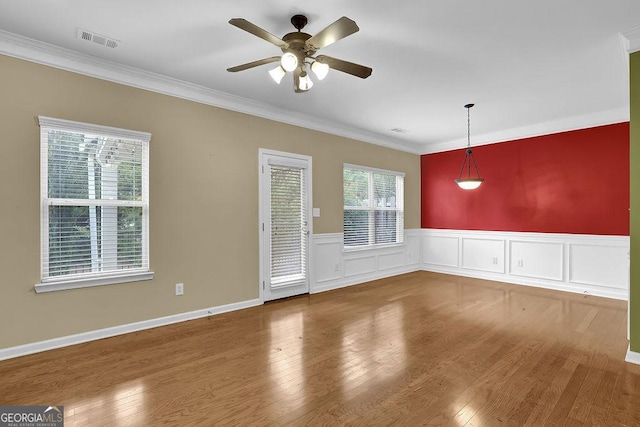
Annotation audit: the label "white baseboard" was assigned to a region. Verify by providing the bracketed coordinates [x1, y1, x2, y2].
[423, 265, 626, 300]
[312, 265, 420, 294]
[626, 346, 640, 365]
[0, 298, 262, 361]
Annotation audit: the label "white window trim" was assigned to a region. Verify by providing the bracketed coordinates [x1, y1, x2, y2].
[343, 163, 406, 178]
[38, 116, 151, 141]
[343, 163, 405, 251]
[36, 116, 153, 293]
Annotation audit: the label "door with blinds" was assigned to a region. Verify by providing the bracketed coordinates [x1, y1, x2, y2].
[259, 150, 311, 301]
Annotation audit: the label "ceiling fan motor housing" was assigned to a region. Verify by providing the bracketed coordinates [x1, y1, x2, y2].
[282, 31, 315, 65]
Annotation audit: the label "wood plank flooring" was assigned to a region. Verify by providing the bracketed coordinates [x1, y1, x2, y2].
[1, 271, 639, 426]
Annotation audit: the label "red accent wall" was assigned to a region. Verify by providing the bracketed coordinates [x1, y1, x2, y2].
[421, 123, 630, 235]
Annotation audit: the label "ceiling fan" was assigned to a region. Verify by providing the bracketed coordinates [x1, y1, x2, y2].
[227, 14, 372, 93]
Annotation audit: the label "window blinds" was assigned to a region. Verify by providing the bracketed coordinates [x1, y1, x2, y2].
[270, 165, 307, 284]
[39, 117, 150, 283]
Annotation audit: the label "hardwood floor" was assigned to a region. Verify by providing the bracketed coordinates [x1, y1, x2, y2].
[1, 271, 639, 426]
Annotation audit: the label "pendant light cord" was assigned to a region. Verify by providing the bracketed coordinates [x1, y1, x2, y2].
[469, 105, 481, 177]
[467, 106, 471, 148]
[466, 105, 472, 178]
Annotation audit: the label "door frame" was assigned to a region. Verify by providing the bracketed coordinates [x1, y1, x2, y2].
[258, 148, 313, 303]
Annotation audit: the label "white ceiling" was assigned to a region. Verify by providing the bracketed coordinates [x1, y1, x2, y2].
[0, 1, 638, 154]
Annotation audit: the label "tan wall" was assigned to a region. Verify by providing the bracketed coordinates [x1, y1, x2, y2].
[0, 54, 420, 349]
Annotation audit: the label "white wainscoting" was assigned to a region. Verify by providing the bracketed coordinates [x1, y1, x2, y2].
[421, 229, 629, 300]
[311, 229, 421, 294]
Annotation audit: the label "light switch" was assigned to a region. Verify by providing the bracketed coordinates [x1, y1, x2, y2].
[312, 208, 320, 217]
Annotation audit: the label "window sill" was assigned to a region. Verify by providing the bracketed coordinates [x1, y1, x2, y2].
[343, 242, 405, 253]
[35, 271, 154, 294]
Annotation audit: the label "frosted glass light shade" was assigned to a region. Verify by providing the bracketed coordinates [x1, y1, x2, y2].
[281, 52, 298, 72]
[311, 61, 329, 80]
[454, 146, 483, 190]
[454, 178, 484, 190]
[269, 66, 286, 84]
[298, 72, 313, 91]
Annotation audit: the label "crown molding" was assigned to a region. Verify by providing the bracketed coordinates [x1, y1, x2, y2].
[419, 107, 629, 154]
[621, 25, 640, 53]
[0, 30, 629, 157]
[0, 30, 420, 155]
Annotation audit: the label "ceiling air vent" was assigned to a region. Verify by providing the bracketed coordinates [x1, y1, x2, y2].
[80, 30, 92, 42]
[390, 128, 409, 134]
[77, 28, 120, 49]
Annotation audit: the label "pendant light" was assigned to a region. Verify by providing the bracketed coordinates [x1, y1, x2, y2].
[454, 103, 484, 190]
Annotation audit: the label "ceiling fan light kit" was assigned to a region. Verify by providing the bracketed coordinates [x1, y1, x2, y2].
[299, 71, 313, 90]
[268, 65, 286, 84]
[227, 14, 372, 93]
[280, 52, 298, 72]
[311, 61, 329, 80]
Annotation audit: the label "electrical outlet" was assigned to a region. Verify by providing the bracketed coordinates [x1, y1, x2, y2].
[516, 259, 524, 268]
[492, 256, 498, 265]
[335, 263, 340, 272]
[175, 283, 184, 296]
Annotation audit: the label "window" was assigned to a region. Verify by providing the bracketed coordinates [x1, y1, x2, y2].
[343, 164, 404, 249]
[36, 116, 152, 293]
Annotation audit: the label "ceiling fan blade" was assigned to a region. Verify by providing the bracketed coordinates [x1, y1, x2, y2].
[227, 56, 281, 72]
[229, 18, 288, 49]
[306, 16, 359, 50]
[316, 55, 372, 79]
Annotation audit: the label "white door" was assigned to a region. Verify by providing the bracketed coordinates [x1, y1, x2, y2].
[259, 150, 311, 301]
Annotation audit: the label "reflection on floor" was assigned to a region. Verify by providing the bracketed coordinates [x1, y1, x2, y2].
[1, 271, 639, 425]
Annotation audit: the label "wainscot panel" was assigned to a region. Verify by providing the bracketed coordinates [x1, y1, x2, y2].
[462, 238, 505, 274]
[310, 229, 422, 294]
[421, 229, 629, 300]
[509, 240, 564, 281]
[423, 235, 459, 267]
[569, 244, 630, 290]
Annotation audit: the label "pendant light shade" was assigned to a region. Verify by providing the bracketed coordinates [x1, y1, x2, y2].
[455, 104, 484, 190]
